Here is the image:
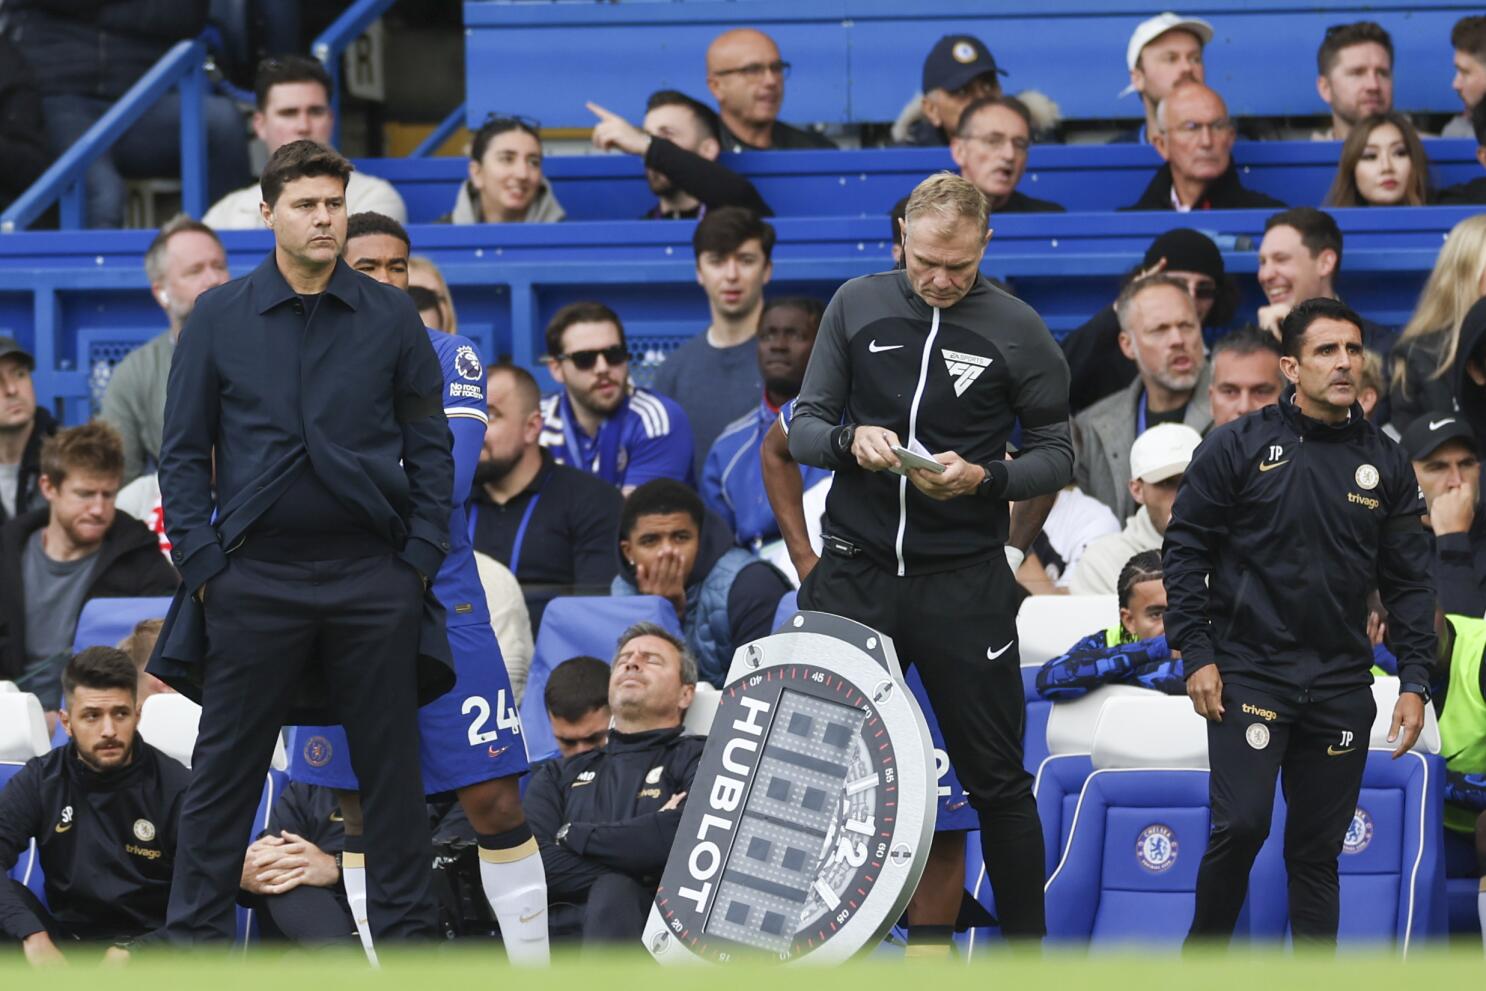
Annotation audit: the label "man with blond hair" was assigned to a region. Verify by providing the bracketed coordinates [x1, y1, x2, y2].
[784, 171, 1071, 945]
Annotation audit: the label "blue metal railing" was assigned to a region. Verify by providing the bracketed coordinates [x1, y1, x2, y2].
[0, 39, 208, 233]
[411, 102, 467, 158]
[311, 0, 400, 147]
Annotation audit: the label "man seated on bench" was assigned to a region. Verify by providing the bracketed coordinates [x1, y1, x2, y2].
[705, 28, 836, 152]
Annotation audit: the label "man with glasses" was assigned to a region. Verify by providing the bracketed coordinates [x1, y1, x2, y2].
[950, 97, 1064, 214]
[704, 28, 836, 152]
[1123, 80, 1284, 211]
[539, 302, 695, 492]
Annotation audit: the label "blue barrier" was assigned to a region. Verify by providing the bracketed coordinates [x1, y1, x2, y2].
[464, 0, 1480, 130]
[412, 102, 469, 158]
[0, 207, 1474, 423]
[0, 39, 210, 233]
[364, 139, 1486, 224]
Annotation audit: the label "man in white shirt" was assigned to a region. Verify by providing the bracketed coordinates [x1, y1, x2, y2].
[202, 55, 405, 229]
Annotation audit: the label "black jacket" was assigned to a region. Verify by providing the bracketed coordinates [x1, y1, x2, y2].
[4, 1, 208, 98]
[1122, 162, 1286, 212]
[642, 137, 771, 218]
[1434, 177, 1486, 206]
[1433, 514, 1486, 618]
[0, 507, 178, 680]
[720, 119, 837, 152]
[995, 189, 1066, 214]
[524, 726, 705, 901]
[1061, 306, 1135, 415]
[0, 407, 57, 526]
[0, 741, 190, 941]
[1164, 389, 1435, 699]
[150, 255, 455, 721]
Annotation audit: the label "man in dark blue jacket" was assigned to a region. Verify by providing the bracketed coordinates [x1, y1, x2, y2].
[149, 140, 454, 946]
[1164, 297, 1433, 947]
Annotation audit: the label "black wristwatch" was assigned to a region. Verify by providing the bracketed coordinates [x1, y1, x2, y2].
[835, 424, 857, 459]
[1400, 681, 1432, 703]
[555, 823, 572, 847]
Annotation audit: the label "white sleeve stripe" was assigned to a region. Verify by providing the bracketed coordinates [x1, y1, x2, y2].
[445, 408, 489, 422]
[631, 392, 671, 438]
[631, 397, 661, 439]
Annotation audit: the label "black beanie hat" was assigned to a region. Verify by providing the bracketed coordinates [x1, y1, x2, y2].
[1141, 227, 1224, 283]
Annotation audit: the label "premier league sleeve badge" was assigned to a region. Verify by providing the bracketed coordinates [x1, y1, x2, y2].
[643, 611, 937, 964]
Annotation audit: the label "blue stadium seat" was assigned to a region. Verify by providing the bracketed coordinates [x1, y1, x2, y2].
[236, 768, 286, 947]
[517, 595, 683, 759]
[71, 596, 173, 653]
[2, 694, 54, 905]
[1022, 666, 1052, 778]
[772, 590, 799, 633]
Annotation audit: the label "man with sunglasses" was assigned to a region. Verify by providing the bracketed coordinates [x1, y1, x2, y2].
[539, 302, 694, 492]
[705, 28, 836, 152]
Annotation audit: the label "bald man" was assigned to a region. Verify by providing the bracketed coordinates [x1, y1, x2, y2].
[705, 28, 836, 152]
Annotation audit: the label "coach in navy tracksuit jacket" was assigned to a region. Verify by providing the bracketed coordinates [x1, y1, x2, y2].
[148, 141, 453, 947]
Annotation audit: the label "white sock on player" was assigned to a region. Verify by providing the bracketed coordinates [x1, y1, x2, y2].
[342, 852, 380, 967]
[479, 839, 550, 965]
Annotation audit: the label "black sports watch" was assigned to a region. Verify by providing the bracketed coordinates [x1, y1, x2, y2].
[835, 424, 857, 460]
[1400, 681, 1432, 703]
[555, 823, 572, 847]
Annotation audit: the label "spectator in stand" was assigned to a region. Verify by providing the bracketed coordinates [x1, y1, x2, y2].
[3, 1, 249, 228]
[0, 337, 57, 526]
[611, 480, 791, 687]
[0, 423, 177, 713]
[544, 656, 613, 759]
[117, 617, 170, 704]
[204, 56, 403, 229]
[1123, 81, 1285, 212]
[1068, 423, 1200, 595]
[950, 97, 1064, 214]
[472, 362, 623, 632]
[586, 91, 770, 219]
[409, 257, 458, 333]
[1114, 12, 1213, 146]
[1020, 484, 1121, 594]
[1359, 350, 1386, 421]
[525, 623, 705, 943]
[0, 34, 48, 217]
[1208, 326, 1284, 429]
[407, 286, 444, 331]
[0, 647, 190, 963]
[703, 297, 830, 549]
[1256, 208, 1395, 353]
[1402, 416, 1486, 618]
[540, 303, 694, 491]
[100, 217, 229, 485]
[652, 208, 773, 474]
[1037, 550, 1185, 700]
[445, 116, 565, 224]
[705, 29, 835, 152]
[1444, 16, 1486, 139]
[1313, 22, 1394, 142]
[1436, 101, 1486, 205]
[1073, 275, 1212, 520]
[1063, 228, 1233, 415]
[1323, 112, 1430, 208]
[902, 34, 1006, 147]
[1389, 215, 1486, 434]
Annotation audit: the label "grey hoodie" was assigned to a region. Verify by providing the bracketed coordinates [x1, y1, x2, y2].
[444, 179, 566, 224]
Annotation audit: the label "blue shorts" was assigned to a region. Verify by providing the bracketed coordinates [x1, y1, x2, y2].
[906, 666, 975, 832]
[289, 621, 529, 795]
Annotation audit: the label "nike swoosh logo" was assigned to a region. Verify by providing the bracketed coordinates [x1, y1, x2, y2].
[54, 822, 72, 834]
[868, 340, 904, 353]
[1258, 460, 1290, 472]
[986, 641, 1015, 660]
[519, 908, 546, 924]
[1327, 746, 1357, 756]
[1429, 418, 1456, 430]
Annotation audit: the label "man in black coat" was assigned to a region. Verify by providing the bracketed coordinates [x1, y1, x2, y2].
[0, 422, 176, 713]
[149, 140, 454, 946]
[0, 336, 58, 525]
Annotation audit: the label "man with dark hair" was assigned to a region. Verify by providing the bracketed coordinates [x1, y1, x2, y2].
[612, 479, 790, 687]
[0, 423, 177, 712]
[1123, 80, 1285, 211]
[904, 34, 1006, 147]
[704, 28, 835, 151]
[1166, 296, 1433, 947]
[539, 302, 693, 492]
[1208, 326, 1284, 428]
[1314, 21, 1394, 141]
[703, 298, 830, 548]
[587, 91, 770, 219]
[1402, 416, 1486, 618]
[0, 337, 56, 526]
[0, 647, 190, 963]
[204, 56, 405, 228]
[101, 216, 229, 485]
[544, 656, 613, 758]
[342, 211, 412, 287]
[408, 287, 444, 331]
[472, 362, 622, 631]
[151, 138, 453, 947]
[950, 97, 1064, 214]
[1435, 100, 1486, 204]
[1445, 16, 1486, 138]
[653, 208, 775, 472]
[1256, 208, 1394, 355]
[525, 622, 706, 943]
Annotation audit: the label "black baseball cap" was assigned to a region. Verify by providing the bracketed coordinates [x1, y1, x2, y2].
[922, 35, 1006, 94]
[1401, 414, 1478, 461]
[0, 336, 33, 369]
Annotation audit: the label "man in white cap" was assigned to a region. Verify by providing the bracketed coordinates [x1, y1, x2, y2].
[1068, 422, 1201, 595]
[1115, 11, 1214, 145]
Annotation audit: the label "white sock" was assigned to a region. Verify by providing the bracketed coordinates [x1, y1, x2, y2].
[342, 852, 380, 967]
[1478, 878, 1485, 953]
[479, 838, 550, 965]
